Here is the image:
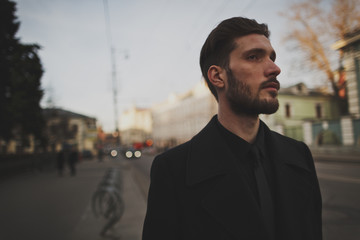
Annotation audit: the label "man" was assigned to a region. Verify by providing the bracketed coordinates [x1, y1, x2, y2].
[143, 17, 322, 240]
[68, 144, 79, 176]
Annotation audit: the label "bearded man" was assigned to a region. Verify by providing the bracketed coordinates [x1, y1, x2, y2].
[142, 17, 322, 240]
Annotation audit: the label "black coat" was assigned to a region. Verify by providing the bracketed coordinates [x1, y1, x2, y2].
[143, 116, 322, 240]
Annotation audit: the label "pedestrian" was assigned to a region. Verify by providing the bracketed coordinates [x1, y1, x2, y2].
[68, 144, 79, 176]
[56, 148, 66, 177]
[57, 143, 70, 177]
[142, 17, 322, 240]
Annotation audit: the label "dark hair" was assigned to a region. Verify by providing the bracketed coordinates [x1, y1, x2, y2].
[199, 17, 270, 100]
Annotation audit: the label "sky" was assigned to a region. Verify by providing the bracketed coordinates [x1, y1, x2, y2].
[14, 0, 326, 132]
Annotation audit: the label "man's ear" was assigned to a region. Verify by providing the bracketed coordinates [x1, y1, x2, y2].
[207, 65, 226, 88]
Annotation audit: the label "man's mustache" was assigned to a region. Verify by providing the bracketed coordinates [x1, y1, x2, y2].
[260, 78, 280, 90]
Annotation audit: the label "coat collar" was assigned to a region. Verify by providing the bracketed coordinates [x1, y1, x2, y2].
[263, 123, 311, 173]
[186, 115, 235, 186]
[186, 115, 311, 186]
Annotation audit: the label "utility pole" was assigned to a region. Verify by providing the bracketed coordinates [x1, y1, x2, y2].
[103, 0, 120, 142]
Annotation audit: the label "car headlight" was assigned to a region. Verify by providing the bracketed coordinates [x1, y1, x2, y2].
[134, 150, 142, 158]
[125, 150, 133, 158]
[111, 150, 118, 157]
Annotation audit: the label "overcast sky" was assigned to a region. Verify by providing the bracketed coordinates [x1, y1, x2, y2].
[14, 0, 327, 132]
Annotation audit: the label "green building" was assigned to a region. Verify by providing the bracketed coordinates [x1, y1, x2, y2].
[262, 29, 360, 148]
[261, 83, 340, 142]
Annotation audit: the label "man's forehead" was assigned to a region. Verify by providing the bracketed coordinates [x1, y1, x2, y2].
[233, 34, 274, 52]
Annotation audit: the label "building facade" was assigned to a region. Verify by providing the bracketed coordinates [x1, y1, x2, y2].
[305, 29, 360, 147]
[44, 108, 98, 153]
[151, 81, 217, 150]
[333, 30, 360, 117]
[262, 83, 340, 142]
[0, 108, 98, 154]
[119, 105, 152, 146]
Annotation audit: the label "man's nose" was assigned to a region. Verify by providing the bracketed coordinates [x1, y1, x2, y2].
[265, 60, 281, 77]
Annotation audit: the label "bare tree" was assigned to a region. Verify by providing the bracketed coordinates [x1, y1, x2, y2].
[329, 0, 360, 40]
[280, 0, 360, 115]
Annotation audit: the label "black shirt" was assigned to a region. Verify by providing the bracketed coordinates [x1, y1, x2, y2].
[215, 118, 275, 206]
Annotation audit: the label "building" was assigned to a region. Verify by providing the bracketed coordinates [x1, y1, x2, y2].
[43, 108, 98, 153]
[306, 29, 360, 147]
[0, 108, 98, 154]
[151, 81, 217, 149]
[333, 29, 360, 118]
[261, 83, 340, 142]
[119, 105, 152, 147]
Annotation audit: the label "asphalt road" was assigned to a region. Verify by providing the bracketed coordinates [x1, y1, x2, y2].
[131, 154, 360, 240]
[316, 161, 360, 240]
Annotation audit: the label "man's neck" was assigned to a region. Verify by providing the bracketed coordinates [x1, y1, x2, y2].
[217, 107, 260, 144]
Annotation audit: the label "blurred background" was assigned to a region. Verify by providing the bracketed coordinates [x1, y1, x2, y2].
[1, 0, 360, 239]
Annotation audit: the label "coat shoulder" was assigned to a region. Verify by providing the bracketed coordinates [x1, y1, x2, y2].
[151, 141, 191, 176]
[267, 127, 309, 151]
[156, 141, 191, 162]
[266, 127, 314, 171]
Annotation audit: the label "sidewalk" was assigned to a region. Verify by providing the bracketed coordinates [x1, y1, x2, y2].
[67, 157, 147, 240]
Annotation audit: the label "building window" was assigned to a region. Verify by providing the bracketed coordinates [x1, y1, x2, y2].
[315, 103, 322, 118]
[285, 103, 291, 118]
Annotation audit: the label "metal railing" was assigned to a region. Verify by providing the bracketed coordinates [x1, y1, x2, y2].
[91, 168, 125, 236]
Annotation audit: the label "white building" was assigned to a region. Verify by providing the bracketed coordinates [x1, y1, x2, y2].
[151, 81, 217, 149]
[119, 105, 152, 146]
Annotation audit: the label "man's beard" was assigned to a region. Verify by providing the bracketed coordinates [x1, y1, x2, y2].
[226, 70, 280, 116]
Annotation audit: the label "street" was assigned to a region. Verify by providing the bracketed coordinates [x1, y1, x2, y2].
[316, 161, 360, 240]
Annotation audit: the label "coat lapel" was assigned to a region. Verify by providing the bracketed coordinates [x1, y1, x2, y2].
[265, 127, 314, 239]
[186, 116, 267, 239]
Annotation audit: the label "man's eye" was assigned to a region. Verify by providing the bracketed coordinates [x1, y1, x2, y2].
[247, 55, 258, 60]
